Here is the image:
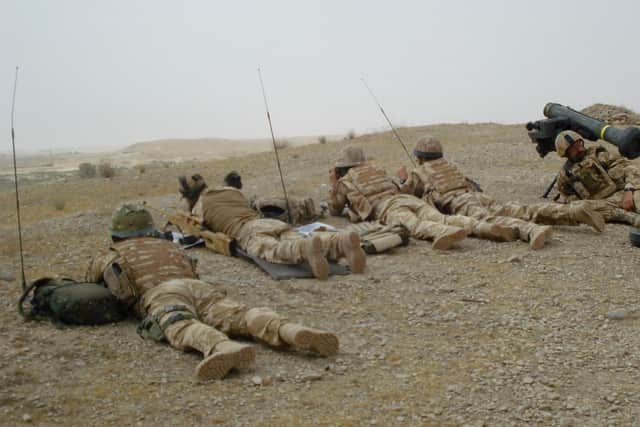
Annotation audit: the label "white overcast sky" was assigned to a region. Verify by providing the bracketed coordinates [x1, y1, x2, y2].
[2, 0, 639, 152]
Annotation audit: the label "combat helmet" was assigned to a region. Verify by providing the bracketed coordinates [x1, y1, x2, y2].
[335, 146, 366, 168]
[555, 131, 583, 158]
[413, 136, 443, 160]
[110, 204, 154, 239]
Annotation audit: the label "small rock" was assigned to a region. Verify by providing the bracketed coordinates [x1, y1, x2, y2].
[301, 372, 323, 382]
[251, 376, 262, 386]
[507, 255, 522, 263]
[22, 414, 32, 423]
[523, 376, 534, 384]
[606, 309, 628, 320]
[0, 271, 16, 282]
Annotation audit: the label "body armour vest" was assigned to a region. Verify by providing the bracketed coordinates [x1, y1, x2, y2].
[414, 158, 471, 197]
[107, 238, 198, 309]
[341, 165, 398, 221]
[199, 188, 259, 238]
[565, 155, 618, 200]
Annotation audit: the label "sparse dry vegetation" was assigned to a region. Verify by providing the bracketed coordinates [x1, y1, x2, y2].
[97, 161, 115, 178]
[78, 162, 96, 179]
[347, 130, 356, 140]
[50, 197, 66, 211]
[274, 139, 290, 150]
[318, 136, 327, 144]
[134, 164, 146, 174]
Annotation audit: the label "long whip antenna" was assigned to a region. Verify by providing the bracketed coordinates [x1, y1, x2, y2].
[10, 66, 27, 291]
[257, 68, 293, 224]
[361, 77, 415, 166]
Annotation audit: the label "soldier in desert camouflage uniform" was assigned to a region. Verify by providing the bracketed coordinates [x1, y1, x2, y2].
[396, 136, 605, 249]
[327, 146, 525, 250]
[86, 204, 339, 381]
[554, 130, 640, 227]
[178, 172, 366, 280]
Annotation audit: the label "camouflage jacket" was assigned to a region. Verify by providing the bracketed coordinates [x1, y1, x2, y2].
[328, 164, 398, 222]
[556, 146, 640, 201]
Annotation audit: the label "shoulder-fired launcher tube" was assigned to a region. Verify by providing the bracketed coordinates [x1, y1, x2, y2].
[544, 102, 640, 159]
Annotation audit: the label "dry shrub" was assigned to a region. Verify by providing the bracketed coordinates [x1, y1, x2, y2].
[50, 197, 66, 211]
[98, 161, 115, 178]
[347, 130, 356, 140]
[275, 139, 290, 150]
[134, 164, 146, 174]
[291, 153, 300, 159]
[318, 136, 327, 144]
[78, 162, 96, 179]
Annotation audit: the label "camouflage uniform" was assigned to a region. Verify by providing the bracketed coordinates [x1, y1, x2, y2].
[554, 131, 640, 227]
[189, 186, 365, 279]
[401, 136, 605, 249]
[87, 206, 339, 381]
[328, 147, 521, 250]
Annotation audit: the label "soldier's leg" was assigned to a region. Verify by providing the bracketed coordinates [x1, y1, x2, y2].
[382, 203, 467, 250]
[575, 197, 640, 227]
[238, 220, 329, 280]
[416, 203, 517, 243]
[488, 200, 604, 232]
[312, 230, 366, 273]
[199, 296, 339, 356]
[141, 279, 256, 381]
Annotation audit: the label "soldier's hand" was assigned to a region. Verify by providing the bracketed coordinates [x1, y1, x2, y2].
[396, 166, 408, 182]
[329, 168, 338, 189]
[622, 190, 635, 211]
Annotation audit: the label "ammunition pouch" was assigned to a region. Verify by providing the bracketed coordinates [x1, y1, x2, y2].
[137, 304, 195, 342]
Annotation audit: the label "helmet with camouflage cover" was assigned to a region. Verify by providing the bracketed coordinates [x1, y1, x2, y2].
[335, 146, 366, 168]
[413, 136, 443, 160]
[555, 131, 583, 157]
[110, 204, 155, 239]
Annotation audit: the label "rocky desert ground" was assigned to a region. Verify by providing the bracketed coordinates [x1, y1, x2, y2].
[1, 114, 640, 426]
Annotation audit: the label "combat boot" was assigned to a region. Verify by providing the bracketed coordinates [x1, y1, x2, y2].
[340, 231, 366, 273]
[431, 227, 468, 250]
[569, 204, 605, 232]
[302, 235, 329, 280]
[529, 225, 553, 250]
[195, 340, 256, 381]
[278, 323, 339, 356]
[472, 222, 518, 242]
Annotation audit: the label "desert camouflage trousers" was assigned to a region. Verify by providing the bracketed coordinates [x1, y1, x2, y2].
[236, 218, 351, 264]
[444, 192, 583, 226]
[438, 192, 572, 241]
[568, 192, 640, 227]
[374, 194, 511, 241]
[140, 278, 288, 357]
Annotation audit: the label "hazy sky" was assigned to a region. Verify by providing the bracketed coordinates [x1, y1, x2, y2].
[2, 0, 639, 152]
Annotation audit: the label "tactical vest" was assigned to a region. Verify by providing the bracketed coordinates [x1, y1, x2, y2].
[565, 155, 618, 200]
[415, 159, 470, 196]
[107, 238, 198, 309]
[342, 165, 398, 221]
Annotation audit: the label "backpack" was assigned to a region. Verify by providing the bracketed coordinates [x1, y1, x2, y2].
[18, 277, 128, 325]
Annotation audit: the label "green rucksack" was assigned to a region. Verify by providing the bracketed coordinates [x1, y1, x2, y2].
[18, 277, 128, 325]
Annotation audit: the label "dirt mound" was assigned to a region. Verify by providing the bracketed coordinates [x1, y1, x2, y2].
[581, 103, 640, 126]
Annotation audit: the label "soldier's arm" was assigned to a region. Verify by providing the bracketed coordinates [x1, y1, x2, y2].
[85, 251, 118, 283]
[555, 171, 574, 197]
[328, 182, 348, 216]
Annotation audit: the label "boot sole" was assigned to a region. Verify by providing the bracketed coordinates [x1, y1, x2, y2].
[195, 345, 256, 381]
[530, 227, 553, 250]
[307, 235, 329, 280]
[432, 229, 467, 250]
[582, 210, 605, 233]
[294, 330, 339, 357]
[345, 232, 366, 274]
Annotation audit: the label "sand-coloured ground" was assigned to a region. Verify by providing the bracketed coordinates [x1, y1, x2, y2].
[1, 119, 640, 426]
